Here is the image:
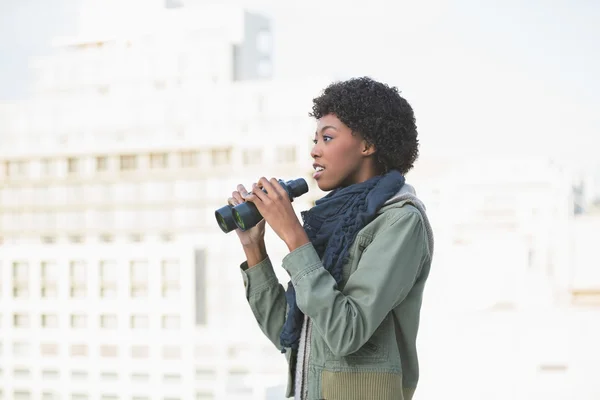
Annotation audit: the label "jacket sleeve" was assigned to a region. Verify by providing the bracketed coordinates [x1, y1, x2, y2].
[281, 208, 429, 357]
[240, 257, 287, 351]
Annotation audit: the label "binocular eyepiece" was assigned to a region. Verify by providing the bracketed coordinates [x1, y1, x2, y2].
[215, 178, 309, 233]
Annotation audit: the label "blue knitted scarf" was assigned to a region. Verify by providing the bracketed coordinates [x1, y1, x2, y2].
[279, 170, 406, 351]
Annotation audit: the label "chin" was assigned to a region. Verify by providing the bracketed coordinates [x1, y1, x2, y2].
[316, 179, 338, 192]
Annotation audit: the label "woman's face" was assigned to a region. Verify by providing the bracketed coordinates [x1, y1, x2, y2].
[311, 114, 377, 192]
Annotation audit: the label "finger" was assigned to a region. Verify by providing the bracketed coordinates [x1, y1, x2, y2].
[259, 177, 278, 199]
[248, 182, 267, 203]
[269, 177, 288, 199]
[231, 191, 244, 205]
[227, 196, 237, 206]
[237, 184, 249, 198]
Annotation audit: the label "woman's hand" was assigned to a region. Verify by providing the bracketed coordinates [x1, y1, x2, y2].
[244, 177, 310, 252]
[229, 184, 266, 247]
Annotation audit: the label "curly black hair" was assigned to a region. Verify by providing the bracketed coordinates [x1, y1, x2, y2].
[309, 77, 419, 175]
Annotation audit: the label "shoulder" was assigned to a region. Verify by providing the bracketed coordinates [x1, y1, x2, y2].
[361, 203, 424, 238]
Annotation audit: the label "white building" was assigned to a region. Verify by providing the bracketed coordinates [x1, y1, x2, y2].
[410, 155, 575, 311]
[0, 2, 327, 400]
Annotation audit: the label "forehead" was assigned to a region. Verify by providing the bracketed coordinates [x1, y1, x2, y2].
[316, 114, 347, 131]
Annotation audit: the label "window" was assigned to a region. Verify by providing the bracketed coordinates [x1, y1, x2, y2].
[276, 146, 297, 164]
[41, 235, 56, 244]
[162, 346, 181, 360]
[120, 155, 137, 171]
[41, 314, 58, 328]
[12, 261, 29, 298]
[70, 394, 88, 400]
[96, 156, 108, 171]
[6, 160, 28, 179]
[41, 369, 60, 379]
[196, 392, 215, 400]
[13, 314, 29, 328]
[180, 151, 198, 167]
[13, 391, 31, 400]
[163, 374, 181, 383]
[130, 315, 149, 329]
[99, 260, 117, 298]
[70, 261, 87, 298]
[242, 149, 262, 165]
[211, 148, 231, 166]
[13, 368, 31, 379]
[100, 234, 114, 243]
[150, 153, 168, 169]
[129, 233, 143, 242]
[42, 392, 60, 400]
[161, 260, 180, 298]
[131, 346, 149, 359]
[40, 159, 56, 177]
[130, 260, 148, 298]
[70, 314, 87, 329]
[131, 373, 150, 382]
[41, 261, 58, 298]
[195, 368, 216, 381]
[70, 344, 88, 357]
[100, 345, 118, 358]
[13, 342, 30, 356]
[228, 368, 252, 395]
[40, 343, 59, 356]
[100, 372, 118, 381]
[161, 315, 180, 330]
[69, 235, 84, 243]
[67, 157, 79, 175]
[100, 314, 117, 329]
[71, 370, 88, 380]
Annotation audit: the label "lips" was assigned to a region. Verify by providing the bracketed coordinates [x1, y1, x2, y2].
[313, 163, 325, 179]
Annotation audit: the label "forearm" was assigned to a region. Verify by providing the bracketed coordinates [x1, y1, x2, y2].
[241, 257, 287, 350]
[243, 241, 268, 268]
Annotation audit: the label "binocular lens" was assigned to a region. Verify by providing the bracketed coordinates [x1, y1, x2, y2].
[233, 209, 246, 230]
[216, 214, 227, 231]
[214, 205, 238, 233]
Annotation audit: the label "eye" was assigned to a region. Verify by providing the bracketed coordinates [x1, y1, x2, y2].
[323, 135, 332, 142]
[312, 139, 317, 144]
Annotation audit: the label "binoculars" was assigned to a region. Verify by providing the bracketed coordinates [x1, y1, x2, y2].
[215, 178, 309, 233]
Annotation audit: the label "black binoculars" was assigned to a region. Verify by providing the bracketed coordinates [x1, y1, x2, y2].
[215, 178, 309, 233]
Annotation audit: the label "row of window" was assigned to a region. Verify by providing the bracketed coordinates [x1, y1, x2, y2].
[1, 260, 180, 299]
[1, 341, 183, 359]
[1, 390, 214, 400]
[4, 369, 187, 382]
[0, 366, 238, 381]
[4, 314, 180, 330]
[0, 208, 210, 234]
[0, 233, 173, 246]
[1, 146, 298, 180]
[0, 180, 227, 205]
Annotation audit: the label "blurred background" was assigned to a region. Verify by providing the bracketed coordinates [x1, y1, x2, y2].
[0, 0, 599, 399]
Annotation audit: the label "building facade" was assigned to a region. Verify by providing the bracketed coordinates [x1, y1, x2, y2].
[0, 2, 326, 400]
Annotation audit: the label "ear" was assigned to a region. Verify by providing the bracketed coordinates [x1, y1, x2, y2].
[361, 140, 376, 157]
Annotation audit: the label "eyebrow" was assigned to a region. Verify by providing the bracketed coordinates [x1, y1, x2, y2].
[314, 125, 338, 136]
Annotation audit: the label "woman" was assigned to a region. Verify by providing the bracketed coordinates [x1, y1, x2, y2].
[228, 77, 434, 400]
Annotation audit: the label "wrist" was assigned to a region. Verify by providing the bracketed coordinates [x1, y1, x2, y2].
[285, 226, 310, 253]
[243, 241, 267, 268]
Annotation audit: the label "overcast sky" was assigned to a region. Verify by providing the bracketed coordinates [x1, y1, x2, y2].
[1, 0, 598, 163]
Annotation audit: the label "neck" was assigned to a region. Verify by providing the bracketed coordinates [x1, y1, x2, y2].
[341, 160, 381, 187]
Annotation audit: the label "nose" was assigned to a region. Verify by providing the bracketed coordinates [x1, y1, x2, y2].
[310, 141, 321, 159]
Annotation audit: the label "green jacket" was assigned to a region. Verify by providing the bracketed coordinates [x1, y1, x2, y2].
[240, 184, 434, 400]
